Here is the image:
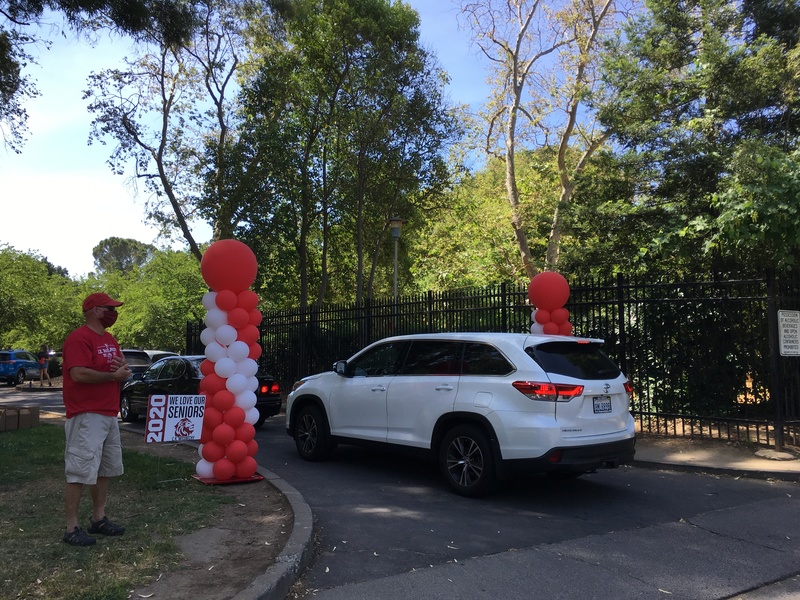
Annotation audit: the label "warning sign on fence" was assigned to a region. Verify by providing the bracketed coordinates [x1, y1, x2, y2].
[778, 310, 800, 357]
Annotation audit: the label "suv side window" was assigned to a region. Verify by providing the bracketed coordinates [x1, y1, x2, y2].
[462, 343, 514, 376]
[526, 342, 621, 380]
[348, 342, 407, 377]
[160, 359, 185, 380]
[400, 341, 463, 375]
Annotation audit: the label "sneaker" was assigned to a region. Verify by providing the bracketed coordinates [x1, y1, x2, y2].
[88, 516, 125, 536]
[64, 526, 96, 547]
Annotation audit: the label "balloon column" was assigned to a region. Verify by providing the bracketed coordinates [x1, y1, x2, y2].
[195, 240, 263, 482]
[528, 271, 574, 336]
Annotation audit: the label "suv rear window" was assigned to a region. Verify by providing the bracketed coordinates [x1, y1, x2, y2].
[526, 342, 621, 380]
[0, 353, 10, 361]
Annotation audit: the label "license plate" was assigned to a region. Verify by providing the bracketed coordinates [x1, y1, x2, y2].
[592, 395, 612, 414]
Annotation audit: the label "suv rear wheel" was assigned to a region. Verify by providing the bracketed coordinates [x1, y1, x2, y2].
[439, 425, 497, 497]
[13, 369, 25, 386]
[294, 405, 334, 461]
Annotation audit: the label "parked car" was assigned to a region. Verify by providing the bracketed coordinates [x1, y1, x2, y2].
[0, 349, 40, 386]
[121, 349, 153, 377]
[119, 355, 282, 429]
[286, 332, 636, 497]
[142, 350, 179, 363]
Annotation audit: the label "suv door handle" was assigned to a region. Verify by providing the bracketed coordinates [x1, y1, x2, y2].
[435, 384, 454, 391]
[371, 385, 386, 392]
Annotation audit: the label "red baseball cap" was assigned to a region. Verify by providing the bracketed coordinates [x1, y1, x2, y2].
[82, 293, 124, 312]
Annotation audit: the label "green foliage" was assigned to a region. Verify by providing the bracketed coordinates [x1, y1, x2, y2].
[0, 244, 207, 353]
[0, 245, 83, 350]
[93, 236, 157, 274]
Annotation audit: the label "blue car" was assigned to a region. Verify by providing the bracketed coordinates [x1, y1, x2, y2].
[0, 349, 40, 386]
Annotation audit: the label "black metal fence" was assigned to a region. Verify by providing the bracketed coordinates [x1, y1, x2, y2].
[187, 273, 800, 448]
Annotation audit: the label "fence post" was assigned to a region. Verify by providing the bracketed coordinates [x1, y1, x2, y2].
[616, 273, 628, 376]
[766, 269, 785, 450]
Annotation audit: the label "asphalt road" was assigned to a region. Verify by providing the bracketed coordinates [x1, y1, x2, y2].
[6, 388, 800, 599]
[254, 414, 800, 600]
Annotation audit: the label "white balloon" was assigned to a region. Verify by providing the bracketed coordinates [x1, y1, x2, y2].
[197, 444, 205, 458]
[200, 327, 217, 347]
[235, 358, 259, 377]
[214, 357, 237, 379]
[196, 458, 215, 478]
[530, 322, 545, 334]
[205, 308, 227, 329]
[235, 390, 257, 410]
[202, 292, 218, 311]
[215, 324, 238, 346]
[226, 373, 249, 395]
[205, 341, 227, 363]
[227, 340, 250, 362]
[245, 407, 260, 425]
[246, 375, 259, 392]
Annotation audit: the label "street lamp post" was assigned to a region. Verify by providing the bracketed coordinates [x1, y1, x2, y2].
[387, 217, 406, 302]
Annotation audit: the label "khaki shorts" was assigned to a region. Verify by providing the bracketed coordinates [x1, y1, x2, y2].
[64, 413, 124, 485]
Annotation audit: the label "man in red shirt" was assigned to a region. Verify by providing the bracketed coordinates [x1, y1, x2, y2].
[61, 293, 132, 547]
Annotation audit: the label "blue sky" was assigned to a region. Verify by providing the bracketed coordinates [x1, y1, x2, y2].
[0, 1, 488, 278]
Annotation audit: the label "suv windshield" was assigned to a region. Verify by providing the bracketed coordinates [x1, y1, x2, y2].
[526, 341, 621, 380]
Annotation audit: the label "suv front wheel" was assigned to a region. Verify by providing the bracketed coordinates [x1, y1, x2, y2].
[294, 405, 334, 461]
[439, 425, 497, 498]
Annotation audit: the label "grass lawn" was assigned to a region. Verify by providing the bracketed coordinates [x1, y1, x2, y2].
[0, 423, 233, 600]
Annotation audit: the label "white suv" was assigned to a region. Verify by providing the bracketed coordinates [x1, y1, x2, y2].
[286, 332, 635, 497]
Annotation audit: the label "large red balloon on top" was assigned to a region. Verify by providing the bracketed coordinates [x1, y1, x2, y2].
[528, 271, 570, 311]
[201, 239, 258, 293]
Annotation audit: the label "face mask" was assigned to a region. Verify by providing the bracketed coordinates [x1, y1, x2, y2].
[99, 311, 118, 328]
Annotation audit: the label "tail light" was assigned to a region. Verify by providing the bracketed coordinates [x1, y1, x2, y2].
[259, 382, 281, 395]
[512, 381, 584, 402]
[624, 380, 634, 398]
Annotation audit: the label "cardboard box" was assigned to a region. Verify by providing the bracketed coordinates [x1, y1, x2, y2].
[0, 407, 19, 432]
[18, 406, 40, 429]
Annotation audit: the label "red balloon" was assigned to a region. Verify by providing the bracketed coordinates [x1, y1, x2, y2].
[212, 457, 236, 481]
[202, 373, 226, 395]
[543, 322, 560, 335]
[200, 359, 215, 376]
[202, 440, 226, 462]
[203, 406, 223, 429]
[534, 309, 551, 324]
[528, 271, 570, 311]
[237, 324, 259, 345]
[235, 456, 258, 479]
[200, 239, 258, 293]
[225, 439, 248, 463]
[248, 343, 262, 360]
[212, 423, 236, 446]
[228, 307, 250, 329]
[223, 406, 246, 428]
[235, 422, 256, 443]
[215, 289, 238, 311]
[551, 308, 570, 325]
[559, 321, 574, 336]
[237, 290, 259, 311]
[200, 426, 213, 444]
[246, 439, 259, 456]
[248, 308, 263, 327]
[212, 389, 236, 412]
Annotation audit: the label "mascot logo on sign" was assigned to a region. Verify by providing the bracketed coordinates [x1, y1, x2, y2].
[528, 271, 574, 336]
[174, 418, 195, 438]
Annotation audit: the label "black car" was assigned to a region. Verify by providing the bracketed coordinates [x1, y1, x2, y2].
[119, 355, 282, 429]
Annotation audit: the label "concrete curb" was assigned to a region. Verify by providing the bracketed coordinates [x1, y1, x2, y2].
[632, 458, 800, 483]
[231, 467, 316, 600]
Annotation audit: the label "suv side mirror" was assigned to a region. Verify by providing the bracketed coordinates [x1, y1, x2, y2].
[334, 360, 348, 376]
